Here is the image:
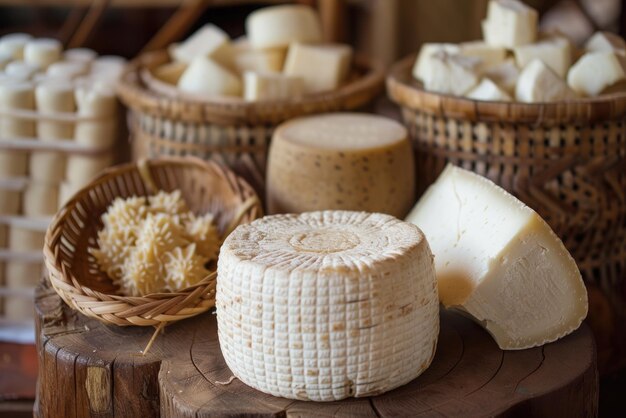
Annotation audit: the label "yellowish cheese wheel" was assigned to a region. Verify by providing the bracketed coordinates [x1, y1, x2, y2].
[267, 113, 416, 218]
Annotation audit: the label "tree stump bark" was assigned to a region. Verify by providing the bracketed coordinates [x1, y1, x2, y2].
[35, 277, 599, 417]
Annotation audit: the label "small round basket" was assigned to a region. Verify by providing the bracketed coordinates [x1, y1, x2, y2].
[43, 157, 263, 327]
[116, 50, 385, 195]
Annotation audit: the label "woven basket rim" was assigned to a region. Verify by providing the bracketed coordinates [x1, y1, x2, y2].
[387, 53, 626, 125]
[43, 157, 263, 327]
[116, 49, 385, 124]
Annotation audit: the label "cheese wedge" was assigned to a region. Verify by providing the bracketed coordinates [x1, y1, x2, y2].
[177, 56, 241, 97]
[152, 61, 187, 85]
[412, 43, 460, 81]
[406, 164, 588, 350]
[217, 211, 439, 401]
[246, 5, 322, 49]
[232, 39, 286, 74]
[459, 41, 507, 68]
[513, 36, 572, 77]
[585, 31, 626, 55]
[482, 0, 538, 48]
[484, 59, 520, 93]
[516, 59, 576, 102]
[567, 51, 626, 96]
[243, 71, 303, 101]
[423, 52, 481, 96]
[466, 78, 512, 101]
[169, 24, 233, 66]
[284, 43, 352, 93]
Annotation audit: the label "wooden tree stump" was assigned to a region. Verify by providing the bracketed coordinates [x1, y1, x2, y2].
[35, 277, 599, 417]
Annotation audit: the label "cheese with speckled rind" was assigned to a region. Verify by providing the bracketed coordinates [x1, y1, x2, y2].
[246, 5, 322, 49]
[284, 43, 352, 93]
[217, 210, 439, 401]
[266, 113, 415, 218]
[406, 164, 588, 350]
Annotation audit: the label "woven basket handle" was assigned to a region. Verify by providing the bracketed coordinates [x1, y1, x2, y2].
[137, 159, 158, 194]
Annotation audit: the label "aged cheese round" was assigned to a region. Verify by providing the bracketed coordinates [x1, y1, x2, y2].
[267, 113, 416, 218]
[24, 38, 62, 69]
[246, 5, 322, 49]
[217, 211, 439, 401]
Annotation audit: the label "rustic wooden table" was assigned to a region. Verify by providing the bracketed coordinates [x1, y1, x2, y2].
[35, 276, 598, 418]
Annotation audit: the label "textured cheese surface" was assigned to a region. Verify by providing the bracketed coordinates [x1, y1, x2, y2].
[567, 51, 626, 96]
[516, 59, 576, 102]
[284, 43, 353, 93]
[406, 165, 588, 350]
[482, 0, 538, 48]
[466, 78, 512, 101]
[513, 36, 572, 77]
[585, 31, 626, 54]
[217, 211, 439, 401]
[423, 52, 481, 96]
[246, 5, 322, 49]
[177, 56, 241, 97]
[243, 71, 303, 101]
[266, 114, 415, 217]
[412, 43, 460, 81]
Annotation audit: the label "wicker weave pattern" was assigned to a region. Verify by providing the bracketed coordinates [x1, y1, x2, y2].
[388, 56, 626, 316]
[217, 211, 439, 401]
[44, 157, 262, 326]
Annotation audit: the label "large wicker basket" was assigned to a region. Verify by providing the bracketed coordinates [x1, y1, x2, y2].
[387, 54, 626, 371]
[43, 157, 262, 326]
[116, 50, 385, 195]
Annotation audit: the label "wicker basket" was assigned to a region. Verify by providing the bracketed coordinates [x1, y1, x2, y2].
[388, 54, 626, 368]
[43, 157, 262, 327]
[116, 50, 385, 195]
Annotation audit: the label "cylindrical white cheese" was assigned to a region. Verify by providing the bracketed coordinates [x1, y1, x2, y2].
[0, 81, 35, 177]
[74, 83, 118, 148]
[4, 61, 40, 80]
[64, 48, 97, 66]
[23, 182, 58, 216]
[0, 33, 33, 60]
[46, 61, 89, 79]
[24, 38, 62, 70]
[217, 211, 439, 401]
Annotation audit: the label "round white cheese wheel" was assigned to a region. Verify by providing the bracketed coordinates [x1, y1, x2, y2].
[217, 211, 439, 401]
[24, 38, 62, 69]
[0, 33, 33, 59]
[246, 5, 322, 49]
[0, 81, 35, 177]
[74, 84, 117, 147]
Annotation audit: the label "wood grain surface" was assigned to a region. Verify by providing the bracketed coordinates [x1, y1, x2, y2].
[35, 277, 598, 417]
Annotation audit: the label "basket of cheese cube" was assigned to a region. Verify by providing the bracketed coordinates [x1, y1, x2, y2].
[117, 4, 384, 196]
[0, 33, 125, 330]
[387, 0, 626, 313]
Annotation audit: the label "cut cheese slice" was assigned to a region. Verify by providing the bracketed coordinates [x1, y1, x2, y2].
[585, 31, 626, 55]
[177, 56, 241, 97]
[484, 59, 520, 93]
[217, 211, 439, 401]
[516, 59, 576, 102]
[169, 24, 233, 66]
[459, 41, 507, 68]
[284, 43, 352, 93]
[423, 52, 481, 96]
[406, 164, 588, 350]
[567, 51, 626, 97]
[513, 36, 572, 77]
[243, 71, 303, 101]
[482, 0, 538, 48]
[412, 43, 460, 81]
[246, 5, 322, 49]
[466, 78, 512, 101]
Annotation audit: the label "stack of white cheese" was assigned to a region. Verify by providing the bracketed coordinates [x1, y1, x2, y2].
[154, 4, 354, 101]
[413, 0, 626, 102]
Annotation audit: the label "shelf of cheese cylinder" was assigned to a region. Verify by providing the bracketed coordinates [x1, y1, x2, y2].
[217, 211, 439, 401]
[266, 113, 415, 218]
[406, 165, 588, 350]
[411, 0, 626, 102]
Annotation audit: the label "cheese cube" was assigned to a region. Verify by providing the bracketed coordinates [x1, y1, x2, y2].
[412, 43, 460, 81]
[482, 0, 538, 48]
[466, 78, 512, 101]
[177, 56, 241, 97]
[406, 164, 588, 350]
[567, 51, 626, 96]
[152, 61, 187, 85]
[246, 5, 322, 49]
[243, 71, 303, 101]
[170, 24, 233, 66]
[423, 52, 481, 96]
[585, 31, 626, 55]
[459, 41, 507, 68]
[284, 43, 352, 93]
[513, 36, 572, 77]
[484, 59, 520, 93]
[232, 39, 286, 74]
[516, 59, 576, 102]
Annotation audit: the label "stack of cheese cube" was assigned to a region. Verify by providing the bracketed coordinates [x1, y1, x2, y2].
[0, 33, 123, 326]
[413, 0, 626, 102]
[155, 4, 354, 101]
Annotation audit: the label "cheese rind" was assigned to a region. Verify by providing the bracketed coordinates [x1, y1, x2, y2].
[466, 78, 512, 101]
[243, 71, 303, 101]
[246, 5, 322, 49]
[406, 164, 588, 350]
[513, 36, 572, 77]
[284, 43, 352, 93]
[217, 211, 439, 401]
[516, 59, 576, 102]
[482, 0, 538, 48]
[423, 52, 482, 96]
[567, 51, 626, 97]
[177, 56, 242, 97]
